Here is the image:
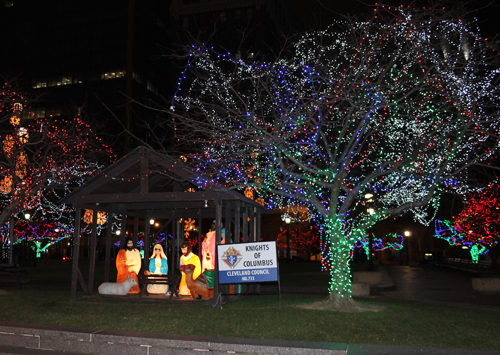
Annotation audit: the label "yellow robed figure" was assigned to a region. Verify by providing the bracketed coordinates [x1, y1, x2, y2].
[179, 241, 201, 296]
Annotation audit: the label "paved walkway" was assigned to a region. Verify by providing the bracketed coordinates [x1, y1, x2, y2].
[0, 265, 499, 355]
[376, 265, 500, 311]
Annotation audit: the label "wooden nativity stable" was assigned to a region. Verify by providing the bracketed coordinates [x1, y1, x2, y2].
[61, 146, 270, 305]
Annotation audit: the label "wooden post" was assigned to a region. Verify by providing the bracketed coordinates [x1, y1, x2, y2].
[8, 217, 15, 264]
[224, 201, 232, 244]
[214, 199, 222, 306]
[216, 200, 222, 245]
[144, 219, 151, 270]
[170, 218, 175, 274]
[133, 216, 139, 245]
[197, 218, 202, 268]
[88, 209, 98, 295]
[176, 218, 182, 270]
[120, 215, 127, 246]
[235, 202, 241, 244]
[256, 208, 262, 242]
[242, 206, 248, 242]
[71, 208, 82, 301]
[104, 215, 113, 282]
[249, 207, 255, 242]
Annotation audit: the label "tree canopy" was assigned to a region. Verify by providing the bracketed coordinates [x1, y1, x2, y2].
[435, 185, 500, 261]
[0, 82, 115, 228]
[163, 4, 500, 310]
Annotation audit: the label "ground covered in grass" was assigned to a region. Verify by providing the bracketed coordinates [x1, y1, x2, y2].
[0, 288, 498, 351]
[0, 259, 498, 351]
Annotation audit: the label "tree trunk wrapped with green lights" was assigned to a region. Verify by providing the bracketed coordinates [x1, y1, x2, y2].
[159, 4, 500, 310]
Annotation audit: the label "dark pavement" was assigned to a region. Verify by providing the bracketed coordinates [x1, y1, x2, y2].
[377, 264, 500, 311]
[0, 265, 499, 355]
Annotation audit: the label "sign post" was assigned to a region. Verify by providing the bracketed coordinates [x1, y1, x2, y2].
[216, 241, 280, 309]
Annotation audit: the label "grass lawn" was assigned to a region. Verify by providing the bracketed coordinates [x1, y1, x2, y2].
[0, 258, 498, 351]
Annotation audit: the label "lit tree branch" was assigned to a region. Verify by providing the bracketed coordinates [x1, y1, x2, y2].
[157, 3, 500, 310]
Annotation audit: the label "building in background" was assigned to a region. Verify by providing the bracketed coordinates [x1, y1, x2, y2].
[170, 0, 289, 61]
[0, 0, 172, 154]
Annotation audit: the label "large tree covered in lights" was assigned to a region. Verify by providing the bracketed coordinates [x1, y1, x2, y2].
[0, 82, 114, 228]
[166, 4, 500, 310]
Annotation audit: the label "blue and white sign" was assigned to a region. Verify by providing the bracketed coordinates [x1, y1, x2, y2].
[217, 241, 278, 284]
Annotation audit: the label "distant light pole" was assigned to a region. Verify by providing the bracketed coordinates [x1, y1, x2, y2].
[365, 193, 375, 271]
[404, 230, 411, 264]
[285, 217, 292, 261]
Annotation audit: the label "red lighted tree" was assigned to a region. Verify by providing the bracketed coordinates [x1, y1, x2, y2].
[277, 225, 320, 260]
[0, 82, 115, 227]
[452, 186, 500, 260]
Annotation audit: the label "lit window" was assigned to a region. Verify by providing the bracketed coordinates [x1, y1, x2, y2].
[32, 79, 47, 89]
[133, 71, 143, 83]
[20, 111, 33, 120]
[101, 70, 125, 80]
[147, 81, 158, 95]
[220, 11, 227, 23]
[4, 1, 13, 8]
[34, 108, 46, 118]
[47, 109, 61, 117]
[61, 76, 72, 85]
[48, 77, 63, 86]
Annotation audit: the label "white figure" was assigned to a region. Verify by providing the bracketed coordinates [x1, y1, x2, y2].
[98, 277, 138, 296]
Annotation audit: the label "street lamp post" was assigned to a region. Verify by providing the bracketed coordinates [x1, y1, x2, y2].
[365, 193, 375, 271]
[285, 217, 291, 261]
[404, 230, 411, 265]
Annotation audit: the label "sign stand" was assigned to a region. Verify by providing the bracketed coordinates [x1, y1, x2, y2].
[277, 257, 281, 310]
[216, 241, 281, 310]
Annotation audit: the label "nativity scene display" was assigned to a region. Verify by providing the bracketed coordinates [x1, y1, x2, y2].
[98, 219, 214, 300]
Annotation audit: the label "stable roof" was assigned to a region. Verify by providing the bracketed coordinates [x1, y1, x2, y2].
[61, 146, 267, 218]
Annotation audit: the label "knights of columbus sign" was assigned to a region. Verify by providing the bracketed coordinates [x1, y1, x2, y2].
[221, 246, 243, 269]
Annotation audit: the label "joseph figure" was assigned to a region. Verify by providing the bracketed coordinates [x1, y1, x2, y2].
[116, 237, 141, 294]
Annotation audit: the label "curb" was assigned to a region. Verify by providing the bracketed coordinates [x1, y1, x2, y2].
[0, 322, 346, 355]
[1, 322, 499, 355]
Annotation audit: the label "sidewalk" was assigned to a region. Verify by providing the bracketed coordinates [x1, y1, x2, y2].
[376, 265, 500, 311]
[0, 319, 499, 355]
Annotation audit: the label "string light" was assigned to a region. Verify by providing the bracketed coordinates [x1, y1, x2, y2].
[170, 4, 500, 303]
[354, 232, 404, 256]
[435, 185, 500, 262]
[0, 220, 74, 259]
[0, 82, 115, 234]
